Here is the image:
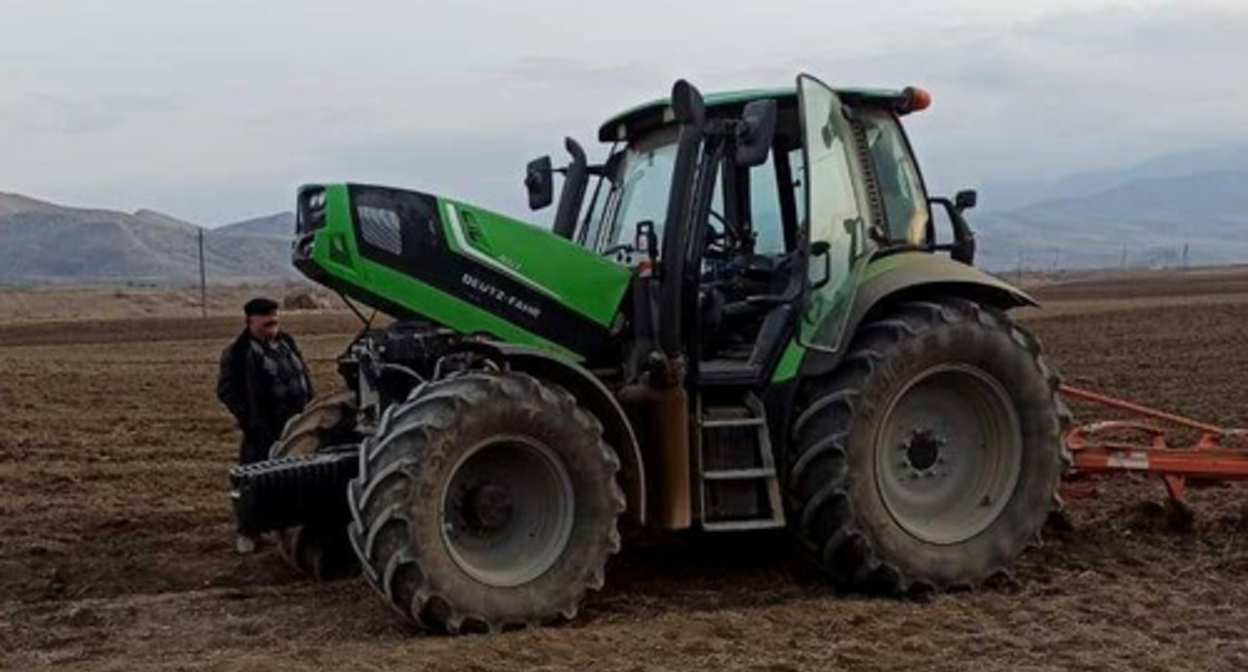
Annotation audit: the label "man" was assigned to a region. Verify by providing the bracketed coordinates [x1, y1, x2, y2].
[217, 297, 313, 554]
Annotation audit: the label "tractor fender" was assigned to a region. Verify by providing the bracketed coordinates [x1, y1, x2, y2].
[801, 252, 1037, 378]
[491, 343, 647, 526]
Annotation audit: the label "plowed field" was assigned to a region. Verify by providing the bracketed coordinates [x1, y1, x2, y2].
[2, 269, 1246, 671]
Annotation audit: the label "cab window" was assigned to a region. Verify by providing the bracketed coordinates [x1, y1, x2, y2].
[859, 109, 929, 245]
[747, 153, 785, 255]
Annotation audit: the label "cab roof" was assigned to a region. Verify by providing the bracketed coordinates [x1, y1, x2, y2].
[598, 86, 912, 143]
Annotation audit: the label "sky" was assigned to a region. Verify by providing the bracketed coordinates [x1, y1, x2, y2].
[1, 0, 1244, 226]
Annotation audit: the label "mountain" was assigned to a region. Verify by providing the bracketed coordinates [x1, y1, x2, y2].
[971, 147, 1248, 271]
[977, 143, 1248, 212]
[213, 212, 296, 241]
[0, 192, 297, 285]
[3, 142, 1245, 283]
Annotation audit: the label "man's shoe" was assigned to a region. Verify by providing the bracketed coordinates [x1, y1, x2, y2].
[235, 534, 258, 555]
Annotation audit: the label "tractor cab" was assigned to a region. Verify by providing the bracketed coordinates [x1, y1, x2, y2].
[529, 75, 978, 388]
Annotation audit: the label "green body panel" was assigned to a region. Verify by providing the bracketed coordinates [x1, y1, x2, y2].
[770, 339, 806, 383]
[438, 198, 632, 328]
[300, 184, 633, 361]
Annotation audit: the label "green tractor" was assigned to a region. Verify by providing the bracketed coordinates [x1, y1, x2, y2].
[232, 74, 1066, 632]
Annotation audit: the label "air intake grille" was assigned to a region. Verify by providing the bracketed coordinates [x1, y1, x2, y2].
[358, 205, 403, 256]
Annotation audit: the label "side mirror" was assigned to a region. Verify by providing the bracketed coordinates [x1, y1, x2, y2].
[525, 156, 554, 210]
[735, 99, 777, 168]
[928, 197, 977, 266]
[954, 189, 978, 211]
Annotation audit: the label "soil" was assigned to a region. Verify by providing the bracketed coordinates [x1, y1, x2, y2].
[1, 270, 1246, 671]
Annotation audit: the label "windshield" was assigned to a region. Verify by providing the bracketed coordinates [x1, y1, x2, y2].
[598, 127, 679, 252]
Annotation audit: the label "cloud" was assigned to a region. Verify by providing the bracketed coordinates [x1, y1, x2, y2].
[813, 3, 1248, 191]
[1, 92, 173, 135]
[0, 0, 1244, 223]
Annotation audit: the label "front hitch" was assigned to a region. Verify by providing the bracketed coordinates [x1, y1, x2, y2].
[230, 449, 359, 534]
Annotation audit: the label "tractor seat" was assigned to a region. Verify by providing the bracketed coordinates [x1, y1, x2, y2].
[698, 251, 795, 368]
[698, 304, 794, 387]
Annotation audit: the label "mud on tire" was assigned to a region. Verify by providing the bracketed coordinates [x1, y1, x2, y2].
[346, 371, 625, 633]
[788, 297, 1068, 593]
[269, 391, 362, 581]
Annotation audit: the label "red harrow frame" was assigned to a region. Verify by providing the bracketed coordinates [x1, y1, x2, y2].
[1060, 384, 1248, 504]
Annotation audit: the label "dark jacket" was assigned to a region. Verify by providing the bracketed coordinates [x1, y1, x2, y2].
[217, 330, 313, 442]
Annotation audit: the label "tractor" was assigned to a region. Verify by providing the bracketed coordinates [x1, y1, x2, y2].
[231, 74, 1069, 633]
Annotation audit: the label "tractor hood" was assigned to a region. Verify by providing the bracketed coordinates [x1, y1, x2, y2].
[292, 183, 632, 360]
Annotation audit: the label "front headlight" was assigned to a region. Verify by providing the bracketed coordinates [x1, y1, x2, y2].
[298, 186, 327, 233]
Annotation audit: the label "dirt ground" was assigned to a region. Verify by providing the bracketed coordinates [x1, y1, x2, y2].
[1, 269, 1246, 671]
[0, 283, 343, 324]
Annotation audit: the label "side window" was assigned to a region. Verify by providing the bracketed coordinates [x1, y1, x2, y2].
[861, 110, 929, 245]
[805, 98, 868, 278]
[706, 156, 785, 256]
[748, 153, 786, 255]
[577, 174, 614, 250]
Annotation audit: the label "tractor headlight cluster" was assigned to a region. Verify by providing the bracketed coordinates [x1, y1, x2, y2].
[298, 187, 328, 233]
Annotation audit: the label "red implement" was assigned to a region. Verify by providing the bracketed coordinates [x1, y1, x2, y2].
[1060, 384, 1248, 501]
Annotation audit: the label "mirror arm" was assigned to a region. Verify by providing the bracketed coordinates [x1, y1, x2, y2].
[552, 137, 589, 239]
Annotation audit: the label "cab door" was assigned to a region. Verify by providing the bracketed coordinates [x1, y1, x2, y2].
[796, 73, 876, 353]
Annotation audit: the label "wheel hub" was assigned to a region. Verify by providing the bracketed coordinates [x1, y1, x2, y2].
[459, 484, 514, 532]
[874, 364, 1024, 545]
[903, 428, 944, 472]
[440, 436, 575, 588]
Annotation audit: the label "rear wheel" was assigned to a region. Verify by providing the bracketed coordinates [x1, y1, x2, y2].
[788, 298, 1066, 592]
[269, 391, 361, 581]
[346, 372, 624, 633]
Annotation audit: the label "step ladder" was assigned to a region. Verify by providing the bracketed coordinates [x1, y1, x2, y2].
[694, 392, 786, 531]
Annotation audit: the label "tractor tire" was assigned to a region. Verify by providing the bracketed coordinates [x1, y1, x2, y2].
[346, 371, 625, 633]
[788, 297, 1067, 594]
[269, 391, 361, 581]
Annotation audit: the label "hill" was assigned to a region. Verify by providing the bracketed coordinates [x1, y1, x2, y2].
[0, 193, 296, 285]
[965, 146, 1248, 270]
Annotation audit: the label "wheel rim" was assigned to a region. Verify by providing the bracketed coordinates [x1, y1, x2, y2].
[440, 435, 575, 587]
[873, 364, 1023, 545]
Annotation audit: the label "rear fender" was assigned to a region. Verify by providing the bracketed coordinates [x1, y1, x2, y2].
[801, 252, 1037, 378]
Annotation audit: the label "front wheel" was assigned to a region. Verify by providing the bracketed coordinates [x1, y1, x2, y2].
[346, 372, 625, 633]
[788, 298, 1066, 592]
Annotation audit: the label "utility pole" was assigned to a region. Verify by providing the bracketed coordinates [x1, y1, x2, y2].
[198, 228, 207, 319]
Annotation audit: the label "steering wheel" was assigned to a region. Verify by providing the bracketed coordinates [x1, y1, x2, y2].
[601, 243, 639, 267]
[705, 209, 735, 257]
[601, 243, 635, 258]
